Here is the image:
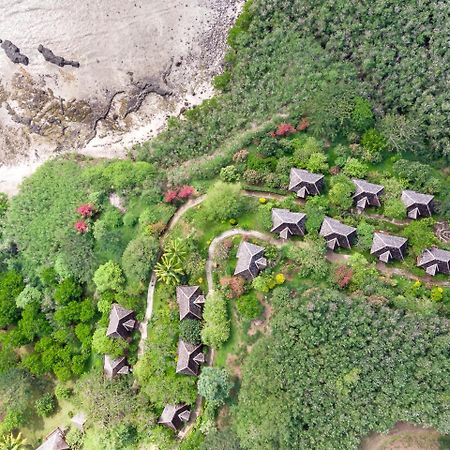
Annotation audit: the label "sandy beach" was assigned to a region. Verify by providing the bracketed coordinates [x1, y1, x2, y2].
[0, 0, 241, 195]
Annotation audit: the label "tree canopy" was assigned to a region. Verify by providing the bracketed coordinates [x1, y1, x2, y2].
[235, 288, 450, 450]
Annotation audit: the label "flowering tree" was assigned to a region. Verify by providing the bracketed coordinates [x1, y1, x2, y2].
[297, 117, 310, 131]
[76, 203, 95, 217]
[220, 276, 245, 299]
[178, 185, 195, 199]
[74, 220, 88, 234]
[334, 265, 353, 289]
[164, 185, 195, 203]
[164, 190, 178, 203]
[271, 123, 296, 137]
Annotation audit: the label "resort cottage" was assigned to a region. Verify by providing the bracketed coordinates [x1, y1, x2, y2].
[176, 340, 205, 376]
[352, 179, 384, 211]
[417, 248, 450, 276]
[106, 304, 136, 339]
[176, 286, 205, 321]
[234, 241, 267, 280]
[319, 217, 357, 250]
[401, 189, 434, 219]
[371, 232, 408, 263]
[289, 168, 324, 199]
[158, 404, 191, 431]
[271, 208, 306, 239]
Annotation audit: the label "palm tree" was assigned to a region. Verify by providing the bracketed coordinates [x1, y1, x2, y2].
[165, 238, 187, 263]
[0, 432, 27, 450]
[155, 254, 184, 286]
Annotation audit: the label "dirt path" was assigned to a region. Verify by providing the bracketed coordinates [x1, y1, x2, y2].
[360, 422, 441, 450]
[137, 195, 206, 357]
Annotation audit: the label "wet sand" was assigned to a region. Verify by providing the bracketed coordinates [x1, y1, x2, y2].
[0, 0, 241, 194]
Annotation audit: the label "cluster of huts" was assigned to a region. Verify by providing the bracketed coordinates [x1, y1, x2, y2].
[233, 169, 449, 278]
[35, 304, 136, 449]
[285, 168, 449, 274]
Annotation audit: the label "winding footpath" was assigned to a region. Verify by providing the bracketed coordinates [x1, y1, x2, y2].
[137, 195, 205, 356]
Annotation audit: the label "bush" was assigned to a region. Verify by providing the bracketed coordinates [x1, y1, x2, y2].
[236, 294, 264, 319]
[201, 292, 230, 349]
[54, 278, 83, 305]
[220, 165, 240, 182]
[356, 221, 375, 251]
[198, 367, 233, 407]
[55, 384, 73, 400]
[351, 97, 374, 132]
[202, 182, 247, 222]
[306, 153, 328, 173]
[122, 235, 159, 283]
[383, 198, 406, 219]
[35, 393, 57, 417]
[91, 327, 127, 358]
[179, 319, 202, 345]
[93, 261, 125, 293]
[342, 158, 369, 178]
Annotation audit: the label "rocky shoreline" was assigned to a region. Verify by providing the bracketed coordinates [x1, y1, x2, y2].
[0, 0, 242, 195]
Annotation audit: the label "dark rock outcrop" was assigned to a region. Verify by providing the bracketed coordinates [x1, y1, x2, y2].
[1, 40, 29, 65]
[38, 45, 80, 68]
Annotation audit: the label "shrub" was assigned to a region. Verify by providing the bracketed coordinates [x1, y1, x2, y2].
[220, 276, 245, 299]
[342, 158, 369, 178]
[122, 235, 159, 283]
[272, 123, 296, 137]
[15, 286, 42, 309]
[252, 274, 276, 293]
[333, 265, 353, 289]
[328, 175, 355, 214]
[55, 384, 73, 400]
[351, 97, 374, 132]
[383, 198, 406, 219]
[220, 165, 240, 182]
[93, 261, 125, 293]
[380, 114, 423, 154]
[179, 319, 202, 345]
[306, 153, 328, 173]
[236, 294, 264, 319]
[91, 327, 127, 358]
[35, 393, 57, 417]
[76, 203, 95, 218]
[275, 273, 285, 284]
[198, 367, 233, 407]
[201, 292, 230, 349]
[54, 278, 83, 305]
[361, 128, 387, 156]
[356, 221, 375, 251]
[243, 169, 266, 185]
[259, 197, 267, 204]
[202, 182, 246, 222]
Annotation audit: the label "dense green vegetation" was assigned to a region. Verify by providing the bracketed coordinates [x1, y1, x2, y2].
[235, 288, 450, 449]
[0, 0, 450, 448]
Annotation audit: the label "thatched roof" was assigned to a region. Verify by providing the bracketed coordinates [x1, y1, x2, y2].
[401, 190, 434, 219]
[104, 355, 130, 379]
[319, 217, 356, 250]
[158, 404, 191, 431]
[234, 241, 267, 279]
[289, 168, 324, 198]
[371, 232, 408, 262]
[36, 428, 70, 450]
[106, 304, 136, 339]
[353, 179, 384, 195]
[417, 247, 450, 275]
[271, 208, 306, 239]
[176, 340, 205, 376]
[176, 286, 205, 321]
